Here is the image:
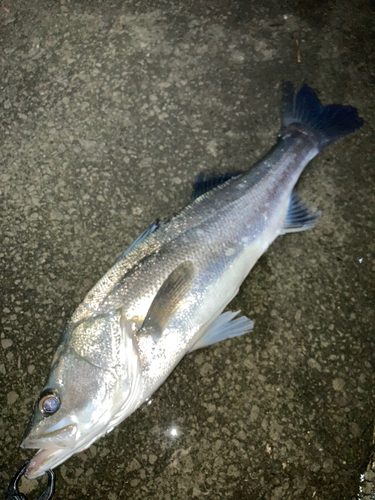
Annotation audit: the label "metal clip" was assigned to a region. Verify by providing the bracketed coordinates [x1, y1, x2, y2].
[5, 462, 55, 500]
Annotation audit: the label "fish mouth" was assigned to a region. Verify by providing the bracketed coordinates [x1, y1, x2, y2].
[21, 421, 107, 479]
[24, 447, 75, 479]
[23, 430, 103, 479]
[21, 428, 76, 450]
[21, 425, 77, 479]
[21, 420, 80, 479]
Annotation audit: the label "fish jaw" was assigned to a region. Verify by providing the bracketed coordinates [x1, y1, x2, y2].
[22, 416, 79, 450]
[24, 448, 73, 479]
[21, 418, 85, 479]
[22, 423, 107, 479]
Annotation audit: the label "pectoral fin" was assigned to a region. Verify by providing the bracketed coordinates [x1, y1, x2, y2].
[190, 310, 253, 352]
[139, 261, 195, 340]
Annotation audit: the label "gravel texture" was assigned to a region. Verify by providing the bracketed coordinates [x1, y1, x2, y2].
[1, 0, 374, 499]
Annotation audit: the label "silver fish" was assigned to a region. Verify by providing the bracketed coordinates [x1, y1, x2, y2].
[21, 83, 363, 479]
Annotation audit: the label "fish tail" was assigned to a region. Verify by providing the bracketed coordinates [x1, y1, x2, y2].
[280, 82, 364, 151]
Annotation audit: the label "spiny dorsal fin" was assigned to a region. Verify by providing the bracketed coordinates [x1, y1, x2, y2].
[71, 221, 162, 324]
[116, 220, 160, 263]
[281, 190, 320, 234]
[191, 172, 240, 201]
[139, 261, 195, 340]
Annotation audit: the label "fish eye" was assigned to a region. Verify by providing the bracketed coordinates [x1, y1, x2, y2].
[38, 389, 61, 415]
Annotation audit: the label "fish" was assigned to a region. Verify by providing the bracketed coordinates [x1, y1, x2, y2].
[21, 83, 363, 479]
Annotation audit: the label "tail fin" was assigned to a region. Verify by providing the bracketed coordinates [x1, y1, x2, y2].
[280, 82, 364, 151]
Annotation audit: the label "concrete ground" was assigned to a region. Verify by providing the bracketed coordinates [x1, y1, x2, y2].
[0, 0, 374, 499]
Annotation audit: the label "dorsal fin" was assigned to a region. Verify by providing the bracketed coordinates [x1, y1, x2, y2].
[72, 220, 162, 324]
[138, 261, 195, 340]
[191, 172, 241, 201]
[116, 220, 160, 263]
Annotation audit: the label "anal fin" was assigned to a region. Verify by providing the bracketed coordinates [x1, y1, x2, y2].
[190, 311, 253, 352]
[281, 190, 320, 234]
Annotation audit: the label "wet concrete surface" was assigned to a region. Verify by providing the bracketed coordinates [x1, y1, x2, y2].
[1, 0, 374, 498]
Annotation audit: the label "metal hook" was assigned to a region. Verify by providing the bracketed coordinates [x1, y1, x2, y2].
[5, 462, 55, 500]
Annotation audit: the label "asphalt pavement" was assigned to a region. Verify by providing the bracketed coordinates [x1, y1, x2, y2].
[1, 0, 374, 499]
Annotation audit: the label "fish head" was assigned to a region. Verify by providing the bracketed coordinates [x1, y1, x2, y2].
[22, 311, 141, 479]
